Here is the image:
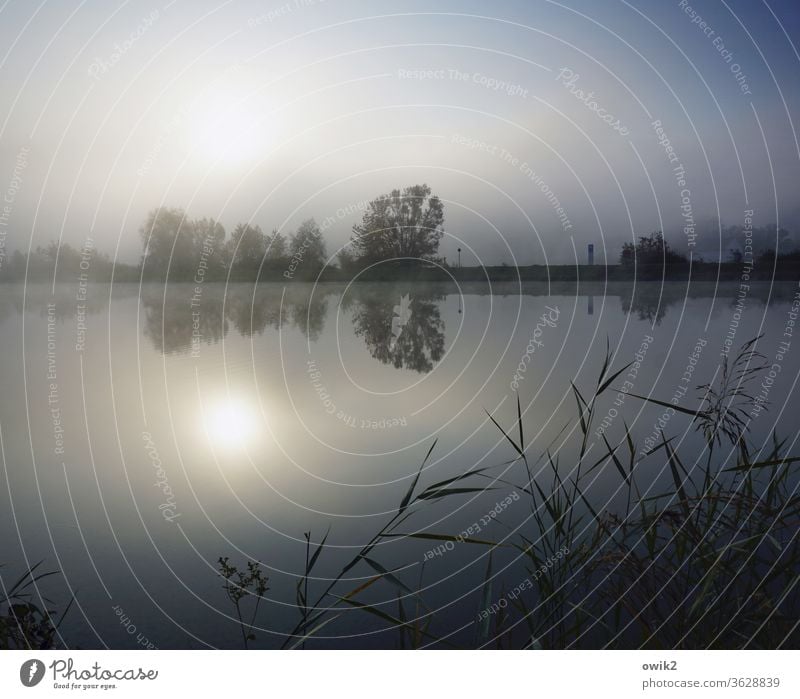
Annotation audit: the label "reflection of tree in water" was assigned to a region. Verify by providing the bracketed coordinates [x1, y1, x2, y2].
[226, 285, 327, 340]
[142, 286, 227, 354]
[141, 283, 331, 353]
[225, 284, 328, 341]
[224, 285, 286, 337]
[619, 285, 671, 325]
[349, 288, 445, 373]
[618, 282, 800, 327]
[290, 299, 327, 342]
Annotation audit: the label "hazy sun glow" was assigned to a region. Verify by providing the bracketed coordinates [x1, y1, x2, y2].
[188, 102, 264, 163]
[187, 83, 268, 164]
[203, 396, 260, 450]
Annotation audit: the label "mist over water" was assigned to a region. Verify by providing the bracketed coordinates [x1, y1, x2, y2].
[2, 0, 800, 659]
[1, 280, 798, 647]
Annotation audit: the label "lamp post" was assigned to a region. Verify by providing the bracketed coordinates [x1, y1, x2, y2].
[457, 247, 461, 269]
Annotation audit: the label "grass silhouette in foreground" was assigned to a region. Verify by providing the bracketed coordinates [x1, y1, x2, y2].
[0, 562, 73, 649]
[5, 337, 795, 649]
[218, 336, 800, 649]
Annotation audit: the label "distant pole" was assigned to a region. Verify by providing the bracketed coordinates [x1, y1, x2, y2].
[457, 247, 462, 269]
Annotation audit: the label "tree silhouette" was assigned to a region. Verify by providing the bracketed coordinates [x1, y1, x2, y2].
[620, 231, 687, 279]
[288, 219, 326, 279]
[263, 229, 288, 274]
[140, 207, 226, 281]
[349, 184, 444, 265]
[192, 217, 227, 279]
[140, 207, 196, 280]
[227, 223, 267, 279]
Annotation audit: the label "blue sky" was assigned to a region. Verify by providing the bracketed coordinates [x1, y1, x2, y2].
[1, 0, 799, 264]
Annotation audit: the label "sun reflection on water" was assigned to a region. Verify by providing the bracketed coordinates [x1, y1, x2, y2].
[201, 395, 261, 451]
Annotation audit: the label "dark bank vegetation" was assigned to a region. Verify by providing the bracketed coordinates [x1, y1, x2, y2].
[0, 241, 139, 282]
[214, 336, 799, 649]
[4, 186, 799, 283]
[0, 562, 73, 649]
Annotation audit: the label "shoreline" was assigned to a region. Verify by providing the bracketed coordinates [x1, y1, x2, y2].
[4, 262, 800, 285]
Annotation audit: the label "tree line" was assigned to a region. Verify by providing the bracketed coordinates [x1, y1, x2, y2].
[0, 240, 139, 282]
[0, 184, 446, 283]
[619, 229, 800, 280]
[1, 183, 799, 283]
[139, 183, 445, 282]
[139, 207, 327, 281]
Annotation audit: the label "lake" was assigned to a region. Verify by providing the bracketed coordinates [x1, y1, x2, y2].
[1, 280, 799, 648]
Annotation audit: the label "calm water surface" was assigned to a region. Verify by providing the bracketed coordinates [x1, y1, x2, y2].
[1, 280, 799, 647]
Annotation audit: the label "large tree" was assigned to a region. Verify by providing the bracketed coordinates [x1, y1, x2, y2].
[227, 223, 267, 278]
[139, 207, 196, 279]
[620, 232, 687, 267]
[619, 232, 689, 280]
[288, 218, 326, 278]
[263, 229, 288, 273]
[192, 217, 227, 279]
[139, 208, 226, 280]
[350, 184, 444, 264]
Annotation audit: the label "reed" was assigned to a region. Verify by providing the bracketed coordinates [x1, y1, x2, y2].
[0, 561, 73, 649]
[216, 336, 799, 649]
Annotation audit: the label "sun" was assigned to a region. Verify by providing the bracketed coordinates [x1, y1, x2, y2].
[186, 82, 269, 164]
[202, 396, 260, 450]
[188, 102, 263, 163]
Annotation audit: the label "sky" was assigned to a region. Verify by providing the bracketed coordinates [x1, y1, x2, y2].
[1, 0, 800, 266]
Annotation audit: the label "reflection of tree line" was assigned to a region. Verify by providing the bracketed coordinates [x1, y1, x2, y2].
[140, 284, 330, 354]
[0, 282, 445, 368]
[619, 285, 669, 325]
[0, 283, 139, 325]
[617, 281, 800, 325]
[141, 284, 447, 371]
[5, 281, 795, 364]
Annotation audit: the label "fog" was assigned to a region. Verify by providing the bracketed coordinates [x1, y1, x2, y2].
[1, 0, 799, 266]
